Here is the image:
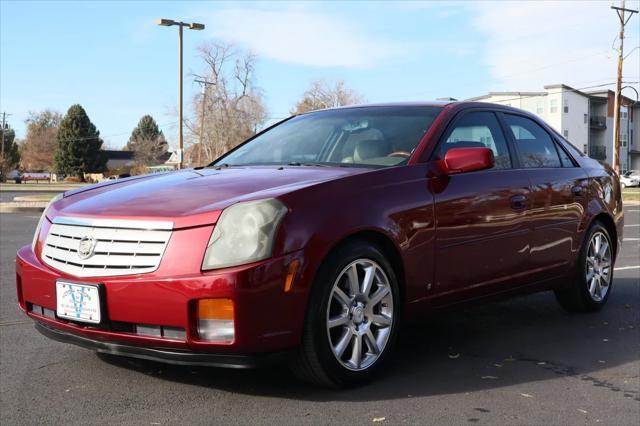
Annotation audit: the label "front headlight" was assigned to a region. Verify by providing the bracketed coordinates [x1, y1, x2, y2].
[202, 198, 288, 270]
[32, 193, 63, 252]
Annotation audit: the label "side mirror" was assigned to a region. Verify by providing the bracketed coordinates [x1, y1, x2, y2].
[442, 147, 494, 175]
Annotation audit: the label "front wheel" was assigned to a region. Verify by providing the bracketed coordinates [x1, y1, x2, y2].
[555, 222, 614, 312]
[621, 182, 626, 189]
[293, 242, 400, 387]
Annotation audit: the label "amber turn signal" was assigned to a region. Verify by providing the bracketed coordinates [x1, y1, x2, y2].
[197, 298, 234, 320]
[284, 259, 300, 293]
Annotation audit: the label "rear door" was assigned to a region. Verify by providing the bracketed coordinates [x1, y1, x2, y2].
[430, 110, 533, 304]
[501, 113, 589, 281]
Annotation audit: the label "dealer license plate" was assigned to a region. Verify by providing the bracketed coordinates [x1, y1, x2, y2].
[55, 281, 101, 324]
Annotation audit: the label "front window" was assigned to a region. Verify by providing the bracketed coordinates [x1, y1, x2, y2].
[213, 106, 443, 168]
[437, 111, 512, 169]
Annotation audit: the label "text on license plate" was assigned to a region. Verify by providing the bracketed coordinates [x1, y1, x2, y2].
[55, 281, 101, 324]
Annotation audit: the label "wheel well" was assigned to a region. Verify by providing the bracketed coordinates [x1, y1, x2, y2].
[591, 213, 618, 257]
[327, 231, 406, 299]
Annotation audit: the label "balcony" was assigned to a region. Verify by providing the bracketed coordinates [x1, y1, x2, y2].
[589, 145, 607, 161]
[590, 115, 606, 129]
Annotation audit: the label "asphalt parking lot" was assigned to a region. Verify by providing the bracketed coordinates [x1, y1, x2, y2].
[1, 207, 638, 425]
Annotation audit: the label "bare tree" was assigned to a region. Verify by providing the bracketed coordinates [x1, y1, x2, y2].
[292, 80, 364, 114]
[20, 110, 62, 172]
[185, 41, 267, 166]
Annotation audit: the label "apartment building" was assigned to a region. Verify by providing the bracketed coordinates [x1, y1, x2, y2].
[469, 84, 637, 171]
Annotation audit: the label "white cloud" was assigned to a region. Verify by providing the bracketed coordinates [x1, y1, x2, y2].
[471, 0, 640, 92]
[203, 5, 412, 68]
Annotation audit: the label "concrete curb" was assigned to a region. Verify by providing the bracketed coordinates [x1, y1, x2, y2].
[0, 184, 86, 192]
[0, 202, 47, 213]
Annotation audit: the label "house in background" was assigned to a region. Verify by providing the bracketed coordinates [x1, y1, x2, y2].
[469, 84, 637, 172]
[103, 150, 136, 171]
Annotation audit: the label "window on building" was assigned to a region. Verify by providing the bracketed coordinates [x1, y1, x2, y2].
[563, 99, 569, 113]
[550, 99, 558, 113]
[503, 114, 562, 168]
[622, 111, 628, 119]
[584, 114, 588, 124]
[622, 133, 628, 147]
[536, 101, 544, 114]
[583, 144, 588, 154]
[563, 129, 569, 138]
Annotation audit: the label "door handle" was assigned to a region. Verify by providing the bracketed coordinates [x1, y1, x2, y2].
[571, 185, 584, 197]
[510, 194, 528, 210]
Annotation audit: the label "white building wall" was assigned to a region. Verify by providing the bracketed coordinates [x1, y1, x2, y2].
[545, 91, 563, 135]
[475, 90, 586, 152]
[559, 90, 589, 153]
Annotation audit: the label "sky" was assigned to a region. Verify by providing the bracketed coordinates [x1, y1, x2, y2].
[1, 0, 639, 149]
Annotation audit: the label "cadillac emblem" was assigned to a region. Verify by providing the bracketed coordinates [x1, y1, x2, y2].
[77, 236, 97, 260]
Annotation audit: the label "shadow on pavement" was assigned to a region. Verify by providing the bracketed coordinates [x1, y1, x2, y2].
[97, 276, 640, 402]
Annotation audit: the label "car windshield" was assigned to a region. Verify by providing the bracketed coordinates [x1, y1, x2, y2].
[213, 106, 443, 168]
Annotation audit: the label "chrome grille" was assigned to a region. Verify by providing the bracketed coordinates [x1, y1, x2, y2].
[41, 217, 173, 277]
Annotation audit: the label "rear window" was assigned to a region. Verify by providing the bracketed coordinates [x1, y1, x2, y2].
[504, 114, 562, 168]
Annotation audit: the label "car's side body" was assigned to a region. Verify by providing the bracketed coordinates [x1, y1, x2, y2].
[16, 101, 623, 372]
[274, 102, 623, 324]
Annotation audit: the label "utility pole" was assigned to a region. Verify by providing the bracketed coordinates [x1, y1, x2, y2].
[195, 79, 215, 166]
[1, 112, 10, 160]
[611, 1, 638, 173]
[156, 19, 205, 170]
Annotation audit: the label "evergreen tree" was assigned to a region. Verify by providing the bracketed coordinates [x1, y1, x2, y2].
[126, 115, 168, 166]
[0, 127, 20, 181]
[54, 104, 107, 181]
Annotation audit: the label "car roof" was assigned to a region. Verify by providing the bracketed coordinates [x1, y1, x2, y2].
[297, 101, 533, 115]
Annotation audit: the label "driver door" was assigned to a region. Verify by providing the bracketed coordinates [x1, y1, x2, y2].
[429, 110, 534, 305]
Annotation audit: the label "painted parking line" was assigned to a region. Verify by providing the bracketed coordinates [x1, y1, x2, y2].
[627, 209, 639, 213]
[623, 238, 640, 241]
[625, 224, 640, 227]
[615, 265, 640, 271]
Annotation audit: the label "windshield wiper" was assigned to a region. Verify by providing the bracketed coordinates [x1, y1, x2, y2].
[287, 161, 332, 167]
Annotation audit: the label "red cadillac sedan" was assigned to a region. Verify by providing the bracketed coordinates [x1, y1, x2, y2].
[17, 102, 624, 387]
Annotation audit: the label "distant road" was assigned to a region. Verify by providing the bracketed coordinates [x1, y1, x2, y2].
[0, 183, 87, 193]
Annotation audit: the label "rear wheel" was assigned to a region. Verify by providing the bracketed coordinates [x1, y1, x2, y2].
[293, 242, 399, 387]
[555, 222, 614, 312]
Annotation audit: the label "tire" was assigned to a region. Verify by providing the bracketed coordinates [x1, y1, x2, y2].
[292, 241, 400, 387]
[555, 222, 614, 312]
[621, 182, 626, 189]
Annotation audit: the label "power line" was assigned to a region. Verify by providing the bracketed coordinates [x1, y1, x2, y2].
[51, 120, 179, 144]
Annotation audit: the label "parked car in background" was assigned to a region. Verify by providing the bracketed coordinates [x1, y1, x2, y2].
[621, 170, 640, 187]
[17, 102, 623, 387]
[14, 172, 51, 184]
[620, 172, 639, 188]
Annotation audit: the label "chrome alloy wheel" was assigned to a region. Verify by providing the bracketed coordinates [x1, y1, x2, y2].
[586, 231, 612, 302]
[326, 259, 394, 371]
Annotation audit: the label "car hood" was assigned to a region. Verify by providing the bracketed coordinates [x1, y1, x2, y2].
[48, 166, 367, 228]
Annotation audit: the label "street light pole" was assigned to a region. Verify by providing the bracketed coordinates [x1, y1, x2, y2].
[156, 19, 205, 170]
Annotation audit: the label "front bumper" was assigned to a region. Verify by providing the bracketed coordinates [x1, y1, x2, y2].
[34, 321, 290, 368]
[16, 241, 308, 358]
